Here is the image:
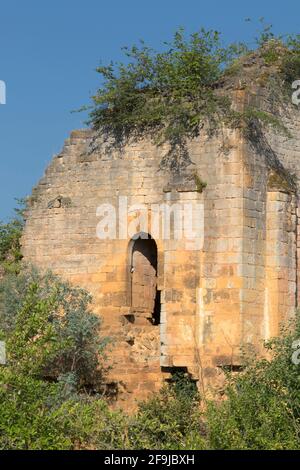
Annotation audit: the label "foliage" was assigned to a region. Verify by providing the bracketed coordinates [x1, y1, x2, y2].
[0, 268, 108, 389]
[0, 267, 117, 449]
[0, 199, 26, 274]
[123, 311, 300, 451]
[205, 312, 300, 450]
[87, 23, 300, 160]
[250, 18, 300, 85]
[88, 28, 246, 154]
[281, 35, 300, 85]
[240, 106, 292, 139]
[127, 371, 205, 450]
[0, 372, 70, 449]
[193, 172, 207, 193]
[57, 398, 128, 450]
[2, 303, 300, 449]
[253, 18, 277, 47]
[0, 371, 126, 450]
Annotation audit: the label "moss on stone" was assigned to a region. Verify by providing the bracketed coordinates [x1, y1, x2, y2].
[267, 170, 296, 193]
[193, 172, 207, 193]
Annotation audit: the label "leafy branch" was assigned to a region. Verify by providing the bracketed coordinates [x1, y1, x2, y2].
[86, 24, 300, 164]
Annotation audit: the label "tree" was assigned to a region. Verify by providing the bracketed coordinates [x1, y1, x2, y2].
[0, 199, 26, 275]
[87, 25, 300, 164]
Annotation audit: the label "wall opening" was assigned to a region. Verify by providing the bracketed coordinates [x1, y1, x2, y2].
[161, 367, 198, 389]
[152, 290, 161, 325]
[129, 233, 160, 325]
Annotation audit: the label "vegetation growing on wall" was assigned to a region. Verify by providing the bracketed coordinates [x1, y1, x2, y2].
[253, 20, 300, 85]
[87, 21, 300, 163]
[193, 172, 207, 193]
[88, 29, 245, 148]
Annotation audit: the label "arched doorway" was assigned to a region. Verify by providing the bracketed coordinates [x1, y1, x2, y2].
[129, 234, 160, 324]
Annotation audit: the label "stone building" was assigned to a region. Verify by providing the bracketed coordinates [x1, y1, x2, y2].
[22, 53, 300, 407]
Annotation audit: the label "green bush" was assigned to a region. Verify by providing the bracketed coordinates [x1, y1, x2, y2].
[0, 200, 25, 275]
[205, 313, 300, 450]
[0, 373, 71, 449]
[0, 268, 116, 449]
[127, 372, 205, 450]
[87, 24, 300, 163]
[88, 28, 245, 153]
[282, 35, 300, 85]
[0, 371, 127, 450]
[2, 300, 300, 449]
[56, 398, 128, 450]
[0, 268, 108, 389]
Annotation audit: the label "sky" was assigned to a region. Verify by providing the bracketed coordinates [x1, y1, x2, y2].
[0, 0, 299, 220]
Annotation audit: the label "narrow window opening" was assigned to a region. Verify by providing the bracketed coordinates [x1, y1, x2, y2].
[151, 290, 161, 326]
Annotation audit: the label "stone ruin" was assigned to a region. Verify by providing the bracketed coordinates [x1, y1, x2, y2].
[22, 53, 300, 407]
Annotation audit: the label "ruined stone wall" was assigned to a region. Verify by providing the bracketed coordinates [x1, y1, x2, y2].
[238, 137, 297, 355]
[264, 96, 300, 324]
[22, 130, 169, 405]
[22, 87, 300, 406]
[21, 126, 251, 404]
[240, 68, 300, 343]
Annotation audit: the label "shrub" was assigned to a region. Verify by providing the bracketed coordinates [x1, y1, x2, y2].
[205, 313, 300, 450]
[0, 268, 108, 390]
[0, 268, 115, 449]
[282, 35, 300, 85]
[0, 372, 72, 449]
[56, 398, 128, 450]
[0, 199, 25, 275]
[127, 371, 205, 450]
[0, 371, 127, 450]
[87, 24, 300, 164]
[88, 27, 246, 154]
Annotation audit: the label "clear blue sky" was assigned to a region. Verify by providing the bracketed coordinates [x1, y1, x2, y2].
[0, 0, 299, 220]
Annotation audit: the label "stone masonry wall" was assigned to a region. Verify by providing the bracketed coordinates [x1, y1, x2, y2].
[22, 82, 300, 406]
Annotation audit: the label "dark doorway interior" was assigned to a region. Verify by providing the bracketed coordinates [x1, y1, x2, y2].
[152, 290, 161, 325]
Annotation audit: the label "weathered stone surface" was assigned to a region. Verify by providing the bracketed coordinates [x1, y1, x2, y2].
[21, 59, 300, 408]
